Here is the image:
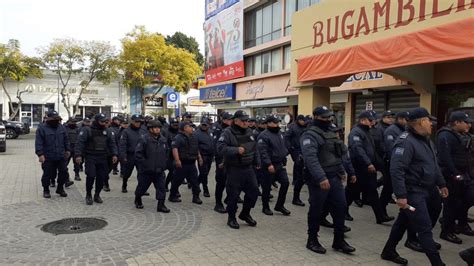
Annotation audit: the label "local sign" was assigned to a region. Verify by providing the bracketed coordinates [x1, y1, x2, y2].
[200, 84, 236, 102]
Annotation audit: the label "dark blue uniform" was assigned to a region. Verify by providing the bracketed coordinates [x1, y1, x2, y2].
[65, 124, 81, 179]
[109, 123, 121, 174]
[212, 121, 230, 210]
[257, 128, 290, 213]
[135, 131, 169, 200]
[119, 125, 147, 191]
[284, 122, 306, 203]
[253, 127, 266, 189]
[384, 129, 445, 265]
[348, 124, 385, 222]
[164, 125, 179, 190]
[194, 127, 214, 194]
[75, 123, 117, 196]
[35, 123, 70, 191]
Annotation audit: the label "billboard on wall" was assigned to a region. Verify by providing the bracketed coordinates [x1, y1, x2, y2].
[205, 0, 239, 20]
[204, 0, 244, 84]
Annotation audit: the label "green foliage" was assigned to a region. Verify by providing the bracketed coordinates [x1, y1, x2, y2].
[166, 32, 204, 67]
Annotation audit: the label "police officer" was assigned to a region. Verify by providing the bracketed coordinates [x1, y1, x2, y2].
[35, 111, 70, 198]
[258, 115, 291, 216]
[285, 114, 307, 206]
[381, 107, 447, 266]
[217, 110, 259, 229]
[182, 112, 196, 129]
[213, 112, 233, 213]
[301, 106, 355, 254]
[109, 116, 123, 175]
[253, 116, 267, 194]
[248, 117, 257, 130]
[119, 114, 147, 193]
[348, 111, 392, 224]
[194, 117, 214, 198]
[75, 113, 118, 205]
[164, 118, 179, 191]
[134, 120, 170, 212]
[437, 111, 474, 244]
[169, 121, 203, 204]
[65, 118, 81, 181]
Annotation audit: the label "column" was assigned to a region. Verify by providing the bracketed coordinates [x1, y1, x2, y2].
[297, 86, 330, 116]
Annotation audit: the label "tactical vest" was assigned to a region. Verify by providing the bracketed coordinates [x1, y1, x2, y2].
[438, 127, 474, 174]
[307, 126, 343, 169]
[226, 130, 256, 166]
[67, 128, 79, 145]
[85, 127, 108, 156]
[178, 133, 199, 162]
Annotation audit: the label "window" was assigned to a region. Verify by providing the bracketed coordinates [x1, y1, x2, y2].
[284, 0, 321, 36]
[245, 57, 254, 76]
[271, 49, 281, 72]
[254, 54, 262, 75]
[262, 52, 271, 74]
[244, 47, 283, 76]
[245, 0, 283, 49]
[283, 45, 291, 70]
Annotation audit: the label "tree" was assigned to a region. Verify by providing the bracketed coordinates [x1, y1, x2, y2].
[38, 39, 118, 118]
[120, 26, 201, 115]
[166, 32, 204, 67]
[0, 39, 43, 120]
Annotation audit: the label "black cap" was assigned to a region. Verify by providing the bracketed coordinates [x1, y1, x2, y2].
[95, 113, 108, 122]
[121, 119, 129, 124]
[201, 117, 210, 125]
[83, 117, 91, 122]
[396, 111, 410, 119]
[169, 118, 178, 124]
[448, 111, 474, 123]
[296, 115, 306, 121]
[305, 115, 312, 121]
[256, 116, 266, 124]
[46, 110, 60, 119]
[249, 117, 256, 122]
[179, 121, 191, 130]
[147, 120, 162, 128]
[131, 114, 143, 121]
[382, 110, 395, 117]
[313, 106, 333, 118]
[358, 111, 376, 121]
[265, 115, 281, 124]
[233, 110, 249, 120]
[67, 117, 77, 123]
[407, 107, 436, 121]
[221, 112, 232, 120]
[183, 112, 192, 118]
[112, 116, 124, 122]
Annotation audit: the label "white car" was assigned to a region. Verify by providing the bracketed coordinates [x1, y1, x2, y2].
[0, 121, 6, 152]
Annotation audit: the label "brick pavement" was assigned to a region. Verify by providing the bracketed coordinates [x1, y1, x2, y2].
[0, 135, 471, 265]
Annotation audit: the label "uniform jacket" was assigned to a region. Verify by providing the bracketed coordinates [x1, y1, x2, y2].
[135, 132, 169, 174]
[65, 126, 79, 148]
[172, 132, 199, 163]
[284, 123, 305, 155]
[384, 123, 405, 158]
[119, 126, 147, 159]
[193, 127, 215, 156]
[35, 124, 70, 161]
[75, 123, 117, 158]
[212, 122, 226, 164]
[390, 128, 446, 199]
[217, 125, 259, 167]
[436, 127, 474, 178]
[257, 128, 288, 167]
[371, 122, 390, 161]
[348, 124, 376, 168]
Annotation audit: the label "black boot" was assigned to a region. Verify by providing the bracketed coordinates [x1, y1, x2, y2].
[381, 249, 408, 265]
[320, 217, 334, 228]
[65, 180, 74, 188]
[135, 196, 144, 209]
[93, 193, 103, 204]
[332, 233, 356, 254]
[192, 194, 203, 204]
[274, 205, 291, 216]
[292, 197, 305, 207]
[262, 204, 273, 215]
[238, 208, 257, 227]
[122, 179, 128, 193]
[157, 200, 170, 213]
[404, 239, 423, 252]
[440, 231, 462, 244]
[227, 215, 240, 229]
[103, 184, 110, 192]
[214, 203, 227, 214]
[50, 180, 56, 188]
[74, 173, 81, 181]
[345, 212, 354, 221]
[168, 194, 182, 202]
[306, 237, 326, 254]
[203, 186, 210, 198]
[86, 193, 93, 205]
[56, 188, 68, 197]
[43, 189, 51, 199]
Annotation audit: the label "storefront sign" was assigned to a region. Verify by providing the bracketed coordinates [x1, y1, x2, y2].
[240, 97, 288, 107]
[205, 0, 239, 20]
[187, 97, 207, 106]
[200, 84, 236, 102]
[331, 72, 407, 92]
[204, 1, 244, 84]
[236, 75, 298, 101]
[145, 96, 163, 107]
[344, 72, 383, 83]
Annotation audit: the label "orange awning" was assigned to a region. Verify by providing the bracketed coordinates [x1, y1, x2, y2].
[297, 17, 474, 83]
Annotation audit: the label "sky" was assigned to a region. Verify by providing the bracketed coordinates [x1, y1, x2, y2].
[0, 0, 206, 57]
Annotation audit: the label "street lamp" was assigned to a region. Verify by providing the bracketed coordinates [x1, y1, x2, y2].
[56, 53, 62, 115]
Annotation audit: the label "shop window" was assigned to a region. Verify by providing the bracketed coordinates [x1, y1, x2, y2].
[21, 104, 32, 112]
[245, 57, 254, 77]
[245, 0, 283, 49]
[262, 51, 271, 74]
[271, 49, 281, 72]
[284, 0, 321, 36]
[254, 54, 262, 75]
[283, 45, 291, 70]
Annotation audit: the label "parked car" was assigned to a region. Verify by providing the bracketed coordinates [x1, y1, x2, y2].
[0, 121, 6, 152]
[2, 120, 27, 139]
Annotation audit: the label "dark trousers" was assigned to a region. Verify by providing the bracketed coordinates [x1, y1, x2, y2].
[262, 163, 290, 210]
[352, 167, 384, 221]
[291, 152, 305, 200]
[170, 162, 199, 196]
[165, 159, 175, 189]
[66, 150, 80, 175]
[225, 165, 258, 216]
[215, 162, 227, 205]
[379, 162, 393, 212]
[442, 179, 474, 233]
[135, 172, 166, 200]
[459, 181, 474, 226]
[198, 155, 213, 188]
[307, 175, 347, 238]
[42, 159, 68, 190]
[121, 153, 138, 186]
[384, 188, 443, 265]
[84, 156, 109, 194]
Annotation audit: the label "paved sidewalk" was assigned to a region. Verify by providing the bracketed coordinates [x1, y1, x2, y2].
[0, 135, 471, 265]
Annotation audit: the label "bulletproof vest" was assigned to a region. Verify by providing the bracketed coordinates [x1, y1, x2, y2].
[67, 128, 79, 145]
[178, 133, 199, 162]
[438, 127, 474, 174]
[85, 127, 108, 155]
[307, 126, 343, 169]
[227, 129, 256, 166]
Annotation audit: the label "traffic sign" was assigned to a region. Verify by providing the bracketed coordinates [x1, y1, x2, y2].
[167, 92, 179, 108]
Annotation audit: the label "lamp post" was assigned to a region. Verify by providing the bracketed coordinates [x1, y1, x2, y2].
[56, 53, 62, 115]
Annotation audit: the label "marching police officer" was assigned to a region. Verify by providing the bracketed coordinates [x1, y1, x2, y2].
[134, 120, 170, 212]
[194, 117, 214, 198]
[164, 118, 179, 191]
[301, 106, 355, 254]
[35, 110, 70, 198]
[75, 113, 118, 205]
[257, 115, 291, 216]
[253, 116, 267, 195]
[348, 111, 392, 224]
[248, 117, 257, 130]
[381, 107, 447, 266]
[119, 114, 147, 193]
[109, 116, 123, 175]
[213, 112, 233, 213]
[437, 111, 474, 244]
[217, 110, 259, 229]
[65, 118, 81, 181]
[285, 114, 307, 206]
[169, 121, 203, 204]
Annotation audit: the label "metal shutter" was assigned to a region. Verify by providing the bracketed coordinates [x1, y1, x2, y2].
[354, 92, 386, 120]
[387, 89, 420, 113]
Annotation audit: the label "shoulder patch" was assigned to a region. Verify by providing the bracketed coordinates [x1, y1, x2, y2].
[394, 147, 405, 155]
[353, 135, 360, 142]
[258, 139, 263, 143]
[302, 139, 311, 146]
[250, 136, 255, 141]
[79, 131, 84, 135]
[400, 132, 409, 139]
[111, 132, 115, 136]
[218, 136, 224, 141]
[387, 135, 394, 141]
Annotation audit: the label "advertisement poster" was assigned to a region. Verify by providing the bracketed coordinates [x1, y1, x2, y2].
[205, 0, 239, 20]
[204, 0, 244, 84]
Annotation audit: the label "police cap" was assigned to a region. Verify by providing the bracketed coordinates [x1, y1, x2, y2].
[233, 110, 249, 121]
[407, 107, 436, 121]
[147, 120, 162, 128]
[313, 106, 333, 118]
[449, 111, 474, 123]
[358, 111, 376, 121]
[95, 113, 108, 122]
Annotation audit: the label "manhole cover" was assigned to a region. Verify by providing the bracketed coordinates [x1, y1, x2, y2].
[40, 218, 107, 235]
